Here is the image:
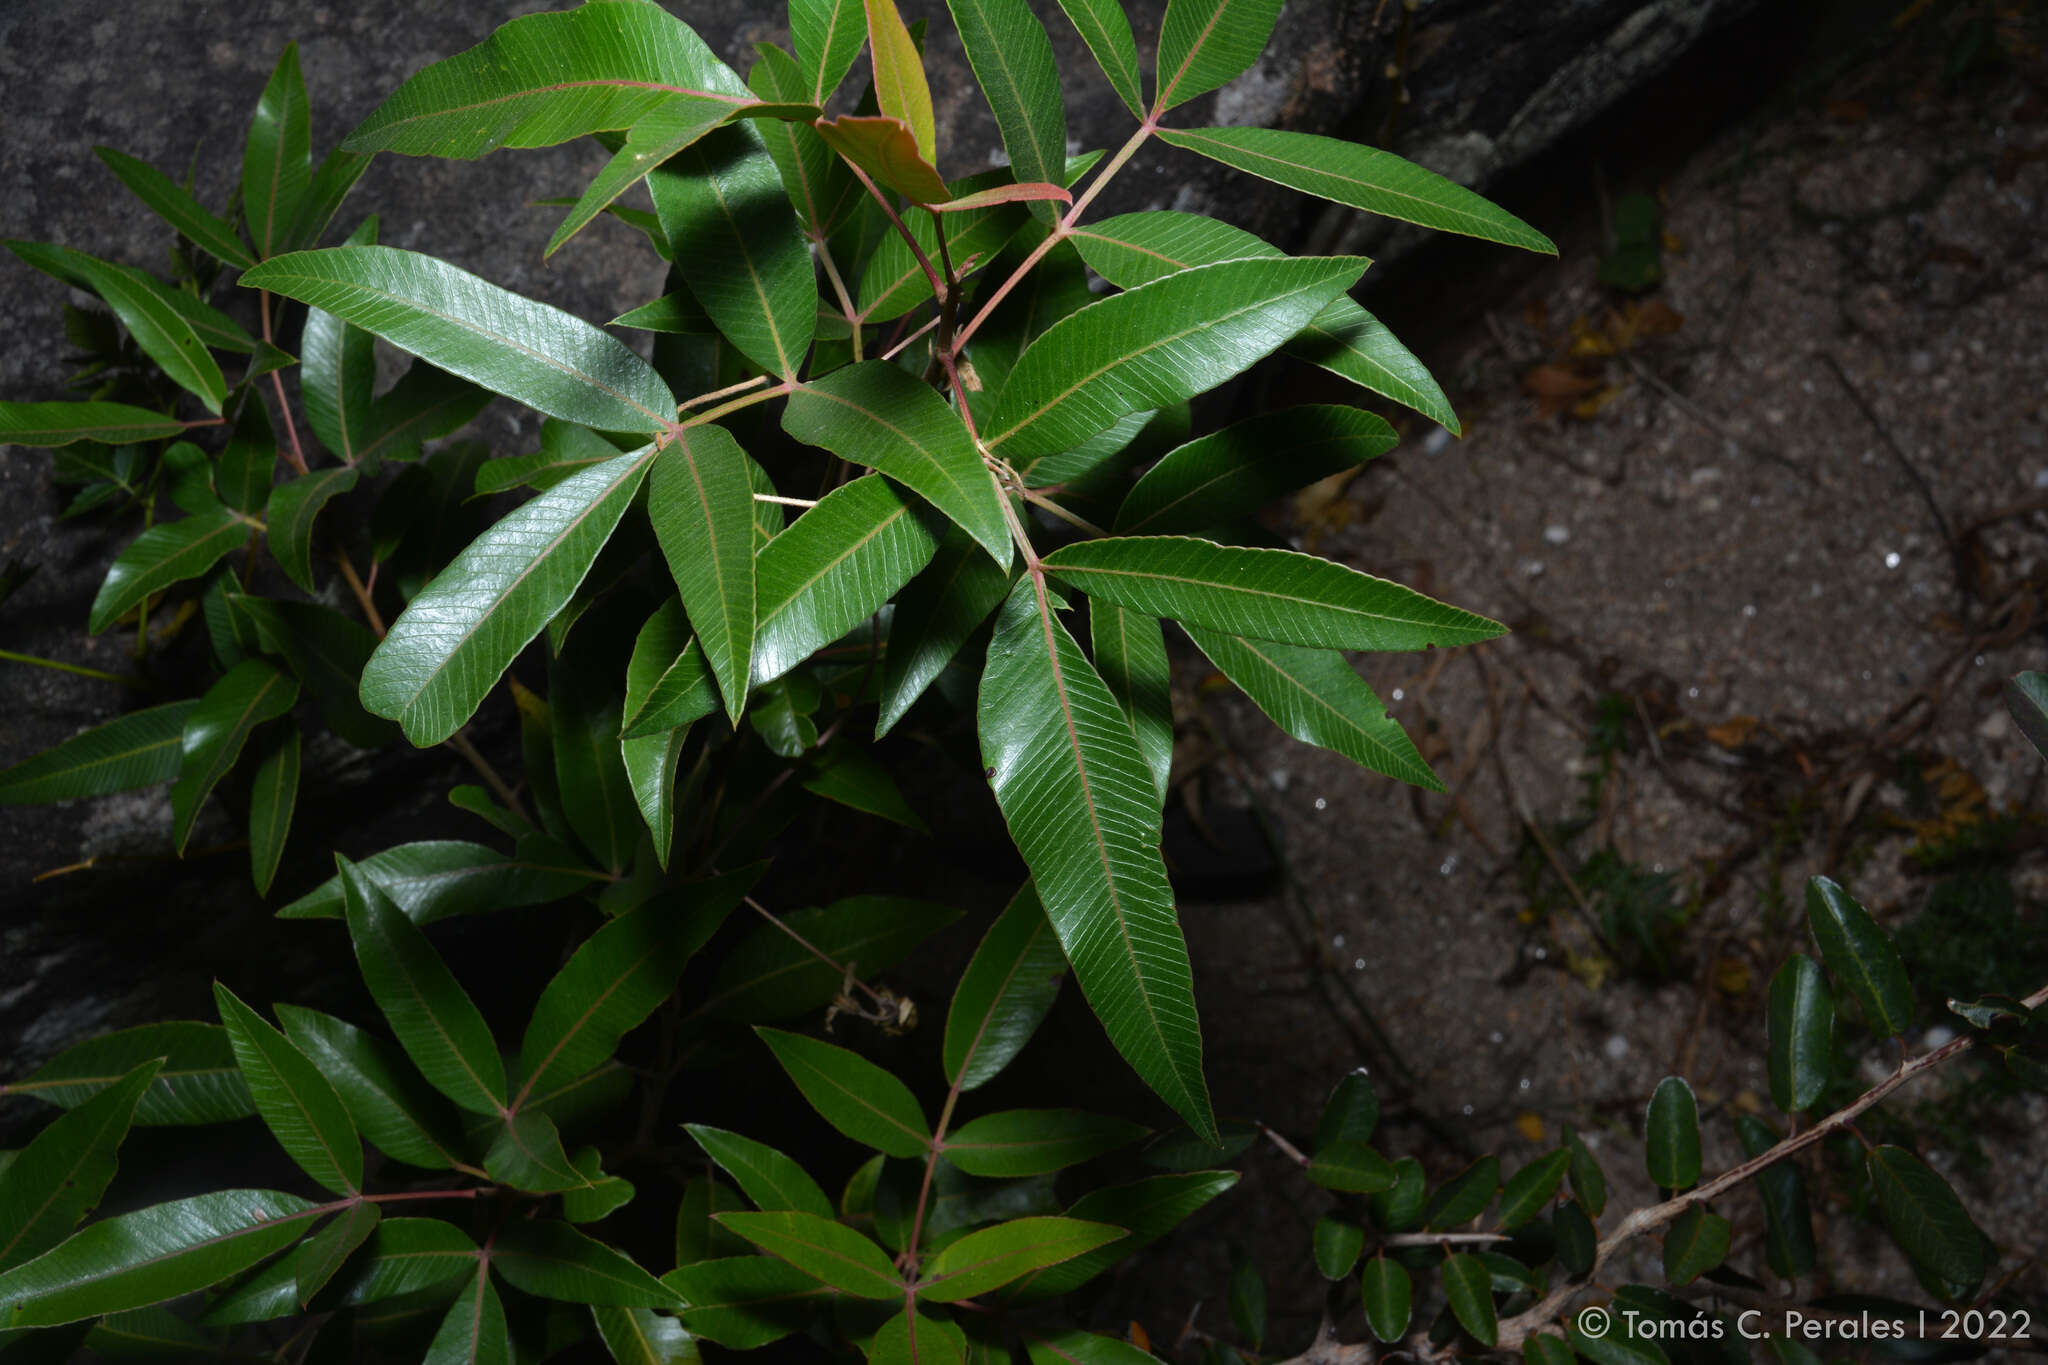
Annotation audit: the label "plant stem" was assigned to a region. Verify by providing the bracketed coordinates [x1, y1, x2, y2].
[1020, 487, 1106, 538]
[846, 159, 943, 301]
[905, 1083, 962, 1272]
[817, 238, 864, 362]
[335, 549, 385, 638]
[446, 730, 529, 827]
[740, 895, 890, 1009]
[679, 373, 771, 413]
[680, 378, 796, 432]
[258, 290, 310, 476]
[0, 648, 147, 689]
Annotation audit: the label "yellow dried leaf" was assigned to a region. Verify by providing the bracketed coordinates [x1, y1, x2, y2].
[1705, 715, 1759, 749]
[1714, 956, 1751, 995]
[1129, 1323, 1151, 1353]
[1514, 1112, 1546, 1143]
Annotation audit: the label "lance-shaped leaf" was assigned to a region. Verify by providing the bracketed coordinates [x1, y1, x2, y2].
[1867, 1145, 1987, 1291]
[785, 363, 1010, 566]
[493, 1221, 679, 1308]
[595, 1304, 697, 1365]
[650, 424, 757, 723]
[663, 1256, 835, 1347]
[1117, 405, 1398, 535]
[650, 125, 816, 378]
[485, 1110, 591, 1193]
[232, 595, 392, 749]
[1184, 629, 1439, 790]
[339, 856, 507, 1116]
[0, 1189, 316, 1327]
[978, 580, 1213, 1140]
[1001, 1171, 1236, 1302]
[0, 401, 185, 448]
[94, 146, 255, 269]
[791, 0, 868, 104]
[1091, 604, 1172, 803]
[276, 1006, 466, 1170]
[266, 465, 358, 593]
[802, 745, 926, 830]
[1048, 0, 1142, 115]
[0, 1061, 159, 1273]
[1152, 0, 1283, 113]
[944, 883, 1067, 1091]
[170, 660, 299, 853]
[360, 447, 653, 745]
[244, 44, 312, 260]
[948, 0, 1066, 223]
[278, 839, 603, 923]
[1317, 1071, 1379, 1147]
[293, 1196, 381, 1308]
[1805, 876, 1914, 1039]
[1156, 127, 1555, 253]
[1496, 1150, 1570, 1230]
[5, 240, 255, 355]
[717, 1211, 899, 1299]
[88, 506, 250, 636]
[757, 1028, 930, 1158]
[750, 45, 863, 238]
[547, 97, 732, 258]
[622, 643, 719, 741]
[2006, 670, 2048, 761]
[1026, 1331, 1159, 1365]
[686, 1127, 834, 1218]
[357, 362, 492, 467]
[215, 983, 362, 1195]
[479, 420, 623, 497]
[218, 399, 277, 516]
[1360, 1255, 1411, 1341]
[302, 220, 380, 460]
[248, 724, 300, 896]
[0, 701, 196, 805]
[983, 256, 1367, 460]
[943, 1111, 1149, 1178]
[878, 526, 1013, 737]
[919, 1218, 1123, 1302]
[36, 246, 227, 412]
[857, 166, 1028, 323]
[424, 1264, 507, 1365]
[815, 116, 951, 205]
[621, 600, 695, 864]
[346, 1, 751, 158]
[751, 474, 941, 686]
[550, 648, 639, 875]
[6, 1023, 253, 1126]
[328, 1218, 478, 1307]
[1766, 954, 1834, 1114]
[243, 247, 675, 433]
[1439, 1252, 1497, 1347]
[1645, 1077, 1701, 1191]
[865, 0, 937, 164]
[871, 1308, 965, 1365]
[286, 147, 373, 254]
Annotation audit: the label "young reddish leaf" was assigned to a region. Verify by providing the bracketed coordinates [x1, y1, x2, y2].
[215, 983, 362, 1195]
[927, 182, 1072, 214]
[863, 0, 937, 165]
[815, 116, 951, 205]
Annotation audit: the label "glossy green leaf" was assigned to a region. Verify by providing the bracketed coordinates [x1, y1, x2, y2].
[1026, 1331, 1161, 1365]
[1306, 1141, 1395, 1193]
[243, 247, 674, 432]
[266, 465, 358, 593]
[663, 1256, 835, 1347]
[34, 245, 227, 412]
[547, 98, 733, 258]
[611, 291, 716, 336]
[275, 1005, 466, 1170]
[1314, 1070, 1378, 1147]
[1440, 1251, 1497, 1347]
[867, 1307, 964, 1365]
[93, 145, 255, 269]
[799, 743, 923, 830]
[1002, 1172, 1238, 1302]
[1423, 1154, 1500, 1230]
[1565, 1125, 1607, 1217]
[0, 1189, 316, 1328]
[244, 44, 312, 259]
[302, 223, 381, 462]
[1644, 1077, 1701, 1191]
[877, 526, 1012, 738]
[790, 0, 867, 104]
[620, 601, 695, 865]
[943, 1111, 1148, 1178]
[215, 983, 361, 1195]
[339, 856, 506, 1115]
[5, 240, 255, 355]
[549, 649, 639, 875]
[1367, 1156, 1425, 1231]
[919, 1218, 1123, 1303]
[88, 506, 251, 635]
[707, 896, 957, 1020]
[423, 1264, 508, 1365]
[622, 641, 719, 742]
[752, 474, 940, 686]
[948, 0, 1066, 223]
[357, 361, 491, 467]
[1117, 405, 1398, 536]
[345, 2, 751, 158]
[170, 659, 299, 853]
[983, 256, 1367, 461]
[1156, 126, 1556, 253]
[980, 579, 1212, 1138]
[217, 399, 276, 516]
[1866, 1145, 1987, 1291]
[756, 1028, 929, 1158]
[0, 701, 197, 805]
[685, 1127, 833, 1219]
[6, 1023, 253, 1126]
[279, 839, 602, 923]
[85, 1303, 221, 1355]
[1091, 604, 1172, 803]
[595, 1304, 698, 1365]
[247, 724, 300, 896]
[1152, 0, 1282, 113]
[1359, 1254, 1410, 1342]
[361, 447, 653, 745]
[317, 1217, 478, 1309]
[0, 1061, 158, 1273]
[1311, 1215, 1364, 1280]
[293, 1200, 382, 1307]
[287, 146, 373, 253]
[1805, 876, 1914, 1039]
[649, 125, 816, 378]
[864, 0, 936, 164]
[484, 1109, 590, 1193]
[943, 882, 1066, 1091]
[1051, 0, 1142, 116]
[231, 595, 393, 749]
[0, 401, 185, 448]
[784, 362, 1010, 566]
[1661, 1204, 1730, 1287]
[1497, 1149, 1571, 1230]
[650, 423, 755, 724]
[1735, 1115, 1815, 1281]
[1570, 1312, 1669, 1365]
[1525, 1333, 1575, 1365]
[1554, 1198, 1596, 1277]
[716, 1211, 899, 1299]
[1766, 954, 1834, 1113]
[494, 1220, 678, 1308]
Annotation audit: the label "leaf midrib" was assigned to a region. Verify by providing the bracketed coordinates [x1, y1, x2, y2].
[1046, 548, 1460, 633]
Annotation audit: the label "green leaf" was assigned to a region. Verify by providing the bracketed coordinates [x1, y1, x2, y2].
[302, 222, 381, 461]
[484, 1109, 591, 1193]
[170, 659, 300, 853]
[1311, 1215, 1364, 1280]
[6, 1023, 253, 1126]
[1368, 1156, 1425, 1231]
[1292, 302, 1459, 433]
[1866, 1145, 1987, 1291]
[0, 1189, 316, 1327]
[1644, 1077, 1701, 1191]
[424, 1265, 508, 1364]
[244, 44, 312, 259]
[247, 725, 300, 897]
[621, 601, 696, 865]
[1661, 1204, 1730, 1287]
[362, 447, 654, 746]
[231, 595, 392, 749]
[287, 146, 374, 254]
[1359, 1254, 1410, 1342]
[2003, 670, 2048, 762]
[1735, 1115, 1815, 1281]
[564, 1149, 637, 1224]
[919, 1218, 1123, 1302]
[1565, 1125, 1607, 1218]
[801, 743, 926, 830]
[293, 1200, 382, 1307]
[1570, 1311, 1669, 1365]
[1117, 405, 1398, 536]
[550, 648, 640, 875]
[547, 99, 734, 258]
[218, 399, 277, 516]
[1152, 0, 1282, 113]
[1229, 1253, 1266, 1348]
[1306, 1141, 1394, 1193]
[1423, 1154, 1500, 1230]
[685, 1127, 833, 1219]
[1314, 1070, 1378, 1147]
[868, 1307, 964, 1365]
[1091, 604, 1172, 803]
[611, 291, 716, 336]
[275, 1006, 465, 1170]
[1766, 954, 1834, 1114]
[595, 1304, 699, 1365]
[980, 580, 1212, 1139]
[1050, 0, 1142, 117]
[93, 146, 255, 269]
[346, 2, 751, 158]
[1805, 876, 1914, 1039]
[88, 507, 251, 635]
[853, 167, 1023, 324]
[864, 0, 937, 164]
[266, 465, 359, 593]
[358, 361, 492, 467]
[1525, 1334, 1575, 1365]
[984, 256, 1367, 462]
[214, 983, 362, 1195]
[278, 839, 603, 923]
[33, 247, 227, 412]
[752, 474, 941, 686]
[1440, 1251, 1497, 1347]
[1155, 126, 1556, 253]
[1553, 1198, 1595, 1277]
[947, 0, 1066, 224]
[0, 1061, 158, 1273]
[791, 0, 868, 104]
[0, 701, 197, 805]
[1000, 1171, 1236, 1302]
[663, 1256, 836, 1347]
[943, 882, 1066, 1090]
[494, 1221, 678, 1308]
[707, 896, 956, 1020]
[785, 363, 1010, 567]
[243, 246, 675, 433]
[650, 424, 755, 724]
[877, 526, 1012, 737]
[5, 240, 256, 355]
[717, 1211, 899, 1299]
[85, 1304, 222, 1355]
[0, 401, 184, 448]
[621, 636, 720, 741]
[1497, 1150, 1571, 1230]
[326, 1217, 478, 1307]
[943, 1111, 1149, 1178]
[339, 856, 507, 1115]
[757, 1028, 929, 1158]
[650, 125, 816, 378]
